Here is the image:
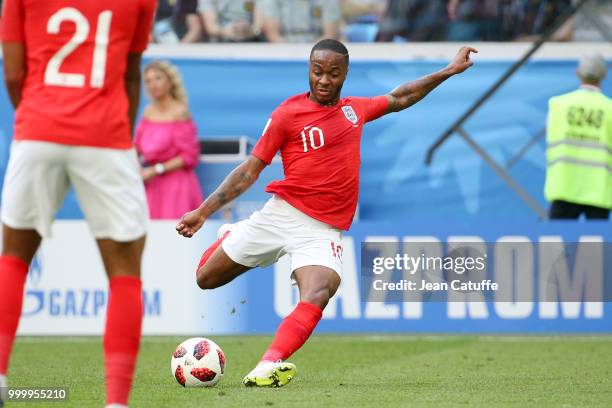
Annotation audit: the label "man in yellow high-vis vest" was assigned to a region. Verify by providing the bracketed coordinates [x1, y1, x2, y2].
[545, 54, 611, 219]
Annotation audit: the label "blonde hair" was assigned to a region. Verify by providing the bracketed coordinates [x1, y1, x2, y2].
[144, 60, 189, 105]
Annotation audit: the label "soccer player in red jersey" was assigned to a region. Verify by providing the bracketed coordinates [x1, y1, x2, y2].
[0, 0, 155, 406]
[176, 39, 477, 387]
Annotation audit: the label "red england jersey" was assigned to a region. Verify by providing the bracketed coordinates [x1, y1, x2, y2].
[252, 93, 389, 230]
[1, 0, 155, 149]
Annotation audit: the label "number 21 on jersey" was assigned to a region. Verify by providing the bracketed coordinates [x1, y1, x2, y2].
[45, 7, 112, 88]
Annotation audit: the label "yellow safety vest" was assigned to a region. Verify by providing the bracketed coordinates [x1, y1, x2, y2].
[545, 87, 612, 209]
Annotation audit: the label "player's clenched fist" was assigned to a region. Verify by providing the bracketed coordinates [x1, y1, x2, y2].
[446, 46, 478, 75]
[176, 209, 206, 238]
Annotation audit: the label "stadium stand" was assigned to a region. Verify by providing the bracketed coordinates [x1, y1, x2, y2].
[146, 0, 612, 43]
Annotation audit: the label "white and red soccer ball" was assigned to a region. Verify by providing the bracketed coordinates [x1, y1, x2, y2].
[171, 338, 226, 387]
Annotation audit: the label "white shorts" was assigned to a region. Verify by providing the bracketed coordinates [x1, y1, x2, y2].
[222, 195, 344, 279]
[1, 141, 148, 241]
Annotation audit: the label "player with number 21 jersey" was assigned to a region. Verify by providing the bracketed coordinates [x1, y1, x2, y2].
[1, 1, 155, 407]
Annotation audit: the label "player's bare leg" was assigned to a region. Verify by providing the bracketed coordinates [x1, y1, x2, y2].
[244, 266, 340, 387]
[0, 225, 41, 405]
[0, 226, 41, 263]
[97, 237, 146, 408]
[294, 266, 341, 309]
[97, 238, 146, 279]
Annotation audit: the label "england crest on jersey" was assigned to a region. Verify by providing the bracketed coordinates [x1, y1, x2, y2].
[342, 106, 358, 125]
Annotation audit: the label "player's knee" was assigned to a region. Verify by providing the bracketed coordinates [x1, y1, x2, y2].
[196, 274, 214, 290]
[301, 287, 332, 309]
[196, 268, 218, 290]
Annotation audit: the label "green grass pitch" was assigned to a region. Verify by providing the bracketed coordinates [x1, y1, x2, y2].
[7, 335, 612, 407]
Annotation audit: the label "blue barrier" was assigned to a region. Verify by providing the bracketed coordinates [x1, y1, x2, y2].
[15, 219, 612, 334]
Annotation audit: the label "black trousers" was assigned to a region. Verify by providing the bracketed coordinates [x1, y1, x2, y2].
[549, 200, 610, 220]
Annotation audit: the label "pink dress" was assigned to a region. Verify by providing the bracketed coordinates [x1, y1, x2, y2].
[134, 118, 204, 219]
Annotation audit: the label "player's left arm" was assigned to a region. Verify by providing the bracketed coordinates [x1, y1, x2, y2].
[176, 155, 268, 238]
[2, 42, 26, 108]
[384, 46, 478, 114]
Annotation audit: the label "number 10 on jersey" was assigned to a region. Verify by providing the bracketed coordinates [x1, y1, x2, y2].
[45, 8, 112, 88]
[301, 126, 325, 152]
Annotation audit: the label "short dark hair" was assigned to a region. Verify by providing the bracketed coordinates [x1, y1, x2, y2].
[310, 39, 349, 65]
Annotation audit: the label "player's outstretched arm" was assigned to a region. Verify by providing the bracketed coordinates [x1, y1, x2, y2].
[176, 155, 267, 238]
[384, 46, 478, 114]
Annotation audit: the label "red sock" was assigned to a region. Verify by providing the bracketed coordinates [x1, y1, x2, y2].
[261, 302, 323, 362]
[197, 231, 230, 272]
[0, 255, 29, 375]
[104, 276, 143, 406]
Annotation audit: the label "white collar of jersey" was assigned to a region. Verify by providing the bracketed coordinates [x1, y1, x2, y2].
[580, 84, 601, 92]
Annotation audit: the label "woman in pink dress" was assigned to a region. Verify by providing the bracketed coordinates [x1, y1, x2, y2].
[135, 60, 204, 219]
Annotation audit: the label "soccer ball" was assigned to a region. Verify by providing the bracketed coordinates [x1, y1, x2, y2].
[171, 337, 226, 387]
